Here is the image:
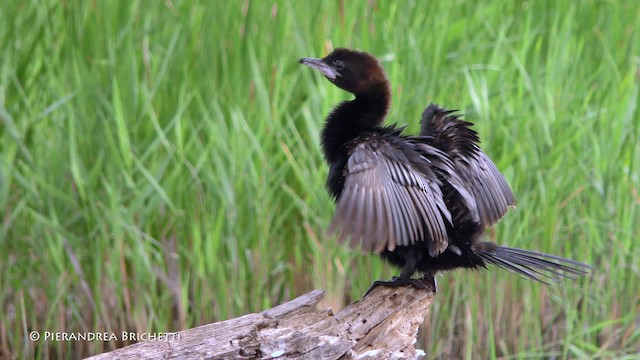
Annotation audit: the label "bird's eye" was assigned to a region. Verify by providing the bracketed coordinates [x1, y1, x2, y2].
[333, 60, 345, 71]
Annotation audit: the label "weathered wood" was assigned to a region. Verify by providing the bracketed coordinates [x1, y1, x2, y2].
[87, 286, 435, 360]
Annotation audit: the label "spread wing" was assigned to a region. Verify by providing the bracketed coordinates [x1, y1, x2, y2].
[328, 136, 453, 256]
[421, 104, 516, 226]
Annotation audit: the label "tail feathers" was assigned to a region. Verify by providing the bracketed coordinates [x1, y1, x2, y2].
[480, 246, 591, 284]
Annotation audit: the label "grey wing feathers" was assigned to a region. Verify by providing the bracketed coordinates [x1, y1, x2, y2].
[455, 152, 515, 226]
[421, 103, 516, 227]
[328, 141, 451, 256]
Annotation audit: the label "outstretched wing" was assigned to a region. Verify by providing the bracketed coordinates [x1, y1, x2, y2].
[421, 104, 516, 226]
[329, 136, 453, 256]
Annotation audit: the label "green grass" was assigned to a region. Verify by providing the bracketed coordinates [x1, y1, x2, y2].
[1, 0, 638, 358]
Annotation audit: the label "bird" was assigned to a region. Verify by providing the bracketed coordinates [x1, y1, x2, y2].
[299, 48, 590, 295]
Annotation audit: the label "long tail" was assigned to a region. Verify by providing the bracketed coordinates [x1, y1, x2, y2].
[479, 244, 591, 284]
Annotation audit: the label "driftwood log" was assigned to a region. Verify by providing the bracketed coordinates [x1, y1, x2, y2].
[87, 285, 435, 359]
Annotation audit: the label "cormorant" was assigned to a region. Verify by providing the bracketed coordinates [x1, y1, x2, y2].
[299, 48, 590, 294]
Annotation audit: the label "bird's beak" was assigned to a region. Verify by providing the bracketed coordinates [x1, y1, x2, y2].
[299, 57, 340, 80]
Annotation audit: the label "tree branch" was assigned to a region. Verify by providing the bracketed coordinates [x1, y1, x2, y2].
[87, 286, 435, 359]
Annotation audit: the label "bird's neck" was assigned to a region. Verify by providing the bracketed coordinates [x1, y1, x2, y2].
[320, 87, 390, 164]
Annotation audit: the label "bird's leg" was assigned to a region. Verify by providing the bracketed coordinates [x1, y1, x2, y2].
[419, 271, 437, 293]
[363, 255, 430, 297]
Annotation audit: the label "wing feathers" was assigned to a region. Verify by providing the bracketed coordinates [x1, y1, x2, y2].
[329, 140, 451, 254]
[421, 104, 516, 227]
[330, 103, 516, 255]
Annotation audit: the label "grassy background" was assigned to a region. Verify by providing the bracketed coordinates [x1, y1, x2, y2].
[1, 0, 639, 358]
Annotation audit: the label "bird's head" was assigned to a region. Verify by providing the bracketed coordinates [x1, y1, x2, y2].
[299, 48, 389, 97]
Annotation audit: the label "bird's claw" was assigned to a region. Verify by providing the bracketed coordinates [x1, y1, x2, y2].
[363, 275, 435, 297]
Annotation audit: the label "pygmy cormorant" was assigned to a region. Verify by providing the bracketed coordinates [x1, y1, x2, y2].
[299, 48, 590, 294]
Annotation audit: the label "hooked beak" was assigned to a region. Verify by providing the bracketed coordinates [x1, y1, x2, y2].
[299, 57, 340, 80]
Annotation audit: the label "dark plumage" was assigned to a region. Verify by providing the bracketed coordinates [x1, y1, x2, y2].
[299, 48, 590, 294]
